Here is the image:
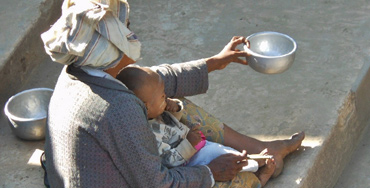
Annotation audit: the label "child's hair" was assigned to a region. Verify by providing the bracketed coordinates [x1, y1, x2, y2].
[116, 66, 158, 95]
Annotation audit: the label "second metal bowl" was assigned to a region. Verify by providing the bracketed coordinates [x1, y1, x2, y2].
[4, 88, 53, 140]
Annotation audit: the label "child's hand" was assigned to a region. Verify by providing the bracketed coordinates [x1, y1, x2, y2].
[165, 98, 180, 112]
[187, 124, 202, 147]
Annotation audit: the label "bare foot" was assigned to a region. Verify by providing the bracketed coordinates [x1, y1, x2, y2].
[265, 131, 305, 178]
[256, 158, 276, 187]
[223, 124, 305, 179]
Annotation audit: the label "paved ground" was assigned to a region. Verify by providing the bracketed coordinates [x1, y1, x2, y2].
[1, 0, 370, 188]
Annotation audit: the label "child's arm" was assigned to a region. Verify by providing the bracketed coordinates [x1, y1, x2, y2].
[186, 123, 203, 147]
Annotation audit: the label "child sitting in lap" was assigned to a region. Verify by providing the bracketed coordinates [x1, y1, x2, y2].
[117, 66, 276, 187]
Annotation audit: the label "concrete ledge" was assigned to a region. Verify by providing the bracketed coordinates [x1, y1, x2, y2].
[302, 62, 370, 187]
[0, 0, 62, 107]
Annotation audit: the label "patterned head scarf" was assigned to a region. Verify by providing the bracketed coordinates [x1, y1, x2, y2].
[41, 0, 141, 70]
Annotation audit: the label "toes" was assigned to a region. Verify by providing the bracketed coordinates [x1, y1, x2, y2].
[291, 131, 305, 141]
[286, 131, 305, 154]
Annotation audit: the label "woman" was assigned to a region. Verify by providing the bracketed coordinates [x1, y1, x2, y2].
[41, 0, 304, 187]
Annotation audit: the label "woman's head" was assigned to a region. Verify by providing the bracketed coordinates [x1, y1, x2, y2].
[117, 67, 167, 119]
[41, 0, 141, 72]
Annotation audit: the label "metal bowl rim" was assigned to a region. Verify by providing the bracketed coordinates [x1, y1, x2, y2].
[245, 31, 297, 59]
[4, 88, 53, 122]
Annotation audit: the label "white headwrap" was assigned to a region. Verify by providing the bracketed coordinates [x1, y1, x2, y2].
[41, 0, 141, 70]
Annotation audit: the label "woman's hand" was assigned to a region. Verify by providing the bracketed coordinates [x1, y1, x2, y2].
[207, 150, 249, 181]
[205, 36, 250, 73]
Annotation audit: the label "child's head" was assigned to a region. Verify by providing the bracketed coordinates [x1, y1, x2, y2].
[117, 66, 167, 119]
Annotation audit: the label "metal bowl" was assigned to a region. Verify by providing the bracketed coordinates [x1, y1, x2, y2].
[243, 31, 297, 74]
[4, 88, 53, 140]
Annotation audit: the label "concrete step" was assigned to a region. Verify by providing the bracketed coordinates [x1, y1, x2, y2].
[334, 124, 370, 188]
[0, 0, 62, 107]
[1, 0, 370, 188]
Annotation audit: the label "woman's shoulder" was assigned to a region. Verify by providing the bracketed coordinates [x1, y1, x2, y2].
[101, 89, 147, 123]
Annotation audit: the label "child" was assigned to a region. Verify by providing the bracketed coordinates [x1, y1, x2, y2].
[117, 66, 276, 186]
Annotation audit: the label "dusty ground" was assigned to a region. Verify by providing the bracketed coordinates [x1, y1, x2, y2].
[1, 0, 370, 187]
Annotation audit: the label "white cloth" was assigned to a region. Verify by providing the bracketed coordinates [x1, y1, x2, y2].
[80, 66, 124, 85]
[41, 0, 141, 70]
[187, 141, 259, 173]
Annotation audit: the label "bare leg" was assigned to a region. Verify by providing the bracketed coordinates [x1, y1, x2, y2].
[223, 124, 305, 177]
[255, 159, 276, 187]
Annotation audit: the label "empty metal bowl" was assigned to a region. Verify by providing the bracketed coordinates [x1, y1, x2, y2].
[4, 88, 53, 140]
[243, 31, 297, 74]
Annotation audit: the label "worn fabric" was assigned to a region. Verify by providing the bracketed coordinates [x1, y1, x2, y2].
[214, 172, 262, 188]
[149, 111, 197, 168]
[41, 0, 141, 69]
[180, 98, 226, 144]
[45, 60, 212, 188]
